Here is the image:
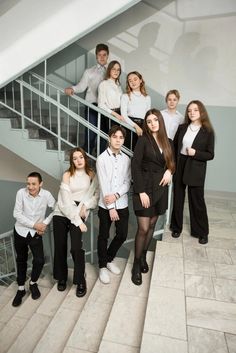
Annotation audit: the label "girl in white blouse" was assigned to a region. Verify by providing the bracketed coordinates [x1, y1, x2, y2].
[121, 71, 151, 149]
[98, 60, 125, 152]
[53, 148, 99, 297]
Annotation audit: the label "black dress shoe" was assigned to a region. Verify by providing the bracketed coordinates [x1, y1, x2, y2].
[57, 280, 67, 292]
[29, 283, 41, 300]
[172, 231, 181, 238]
[199, 237, 208, 245]
[12, 289, 26, 307]
[131, 259, 142, 286]
[76, 280, 87, 297]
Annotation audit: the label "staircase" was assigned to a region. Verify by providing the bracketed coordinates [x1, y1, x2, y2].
[0, 252, 154, 353]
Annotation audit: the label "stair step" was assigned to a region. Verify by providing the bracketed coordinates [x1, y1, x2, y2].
[98, 251, 154, 352]
[63, 258, 127, 353]
[0, 285, 50, 352]
[140, 240, 187, 353]
[32, 265, 98, 353]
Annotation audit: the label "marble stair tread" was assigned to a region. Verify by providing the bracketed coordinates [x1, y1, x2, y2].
[0, 286, 50, 352]
[64, 258, 127, 353]
[98, 251, 154, 351]
[140, 239, 187, 352]
[6, 313, 51, 353]
[32, 276, 97, 353]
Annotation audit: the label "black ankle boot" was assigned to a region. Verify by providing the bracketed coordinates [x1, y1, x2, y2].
[140, 250, 149, 273]
[131, 258, 142, 286]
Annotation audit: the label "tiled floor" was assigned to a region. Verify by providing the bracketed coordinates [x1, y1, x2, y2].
[153, 192, 236, 353]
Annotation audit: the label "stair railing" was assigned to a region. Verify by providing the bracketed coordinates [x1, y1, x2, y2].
[0, 72, 172, 272]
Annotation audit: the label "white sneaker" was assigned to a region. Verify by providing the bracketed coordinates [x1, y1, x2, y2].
[99, 268, 110, 284]
[107, 261, 121, 275]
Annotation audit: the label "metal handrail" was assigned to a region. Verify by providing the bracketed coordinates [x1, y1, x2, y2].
[0, 72, 171, 278]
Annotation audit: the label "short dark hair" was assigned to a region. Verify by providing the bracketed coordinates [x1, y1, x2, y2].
[27, 172, 42, 183]
[108, 125, 126, 139]
[95, 43, 109, 55]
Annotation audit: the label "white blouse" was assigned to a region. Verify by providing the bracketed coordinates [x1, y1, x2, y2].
[120, 92, 151, 127]
[98, 79, 123, 114]
[181, 125, 201, 155]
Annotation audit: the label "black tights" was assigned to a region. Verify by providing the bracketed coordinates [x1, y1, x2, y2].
[134, 216, 158, 259]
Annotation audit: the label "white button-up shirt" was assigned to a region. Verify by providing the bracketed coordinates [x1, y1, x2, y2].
[161, 109, 184, 140]
[96, 148, 131, 210]
[72, 64, 107, 103]
[13, 188, 55, 237]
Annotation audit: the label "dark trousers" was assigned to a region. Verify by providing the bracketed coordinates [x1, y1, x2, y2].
[14, 228, 45, 286]
[97, 207, 129, 268]
[53, 215, 85, 284]
[83, 104, 110, 154]
[170, 155, 209, 238]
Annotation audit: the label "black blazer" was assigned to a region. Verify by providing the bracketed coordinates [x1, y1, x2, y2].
[174, 124, 215, 186]
[131, 135, 171, 209]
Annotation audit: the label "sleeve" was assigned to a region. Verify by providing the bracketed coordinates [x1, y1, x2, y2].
[43, 192, 56, 225]
[83, 175, 100, 210]
[120, 94, 135, 127]
[117, 157, 131, 197]
[13, 190, 35, 228]
[98, 81, 112, 114]
[193, 131, 215, 162]
[57, 184, 83, 226]
[131, 137, 146, 193]
[72, 69, 89, 94]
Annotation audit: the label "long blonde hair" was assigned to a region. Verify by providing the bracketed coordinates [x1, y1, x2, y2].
[126, 71, 148, 98]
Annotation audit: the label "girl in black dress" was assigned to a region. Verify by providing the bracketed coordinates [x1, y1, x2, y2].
[131, 109, 175, 285]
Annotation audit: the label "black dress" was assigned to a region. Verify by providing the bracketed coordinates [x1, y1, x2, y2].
[131, 135, 169, 217]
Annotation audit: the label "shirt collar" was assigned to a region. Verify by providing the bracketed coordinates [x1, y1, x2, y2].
[107, 147, 122, 157]
[26, 188, 42, 197]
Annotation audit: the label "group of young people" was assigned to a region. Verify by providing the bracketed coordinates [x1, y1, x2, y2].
[11, 43, 215, 306]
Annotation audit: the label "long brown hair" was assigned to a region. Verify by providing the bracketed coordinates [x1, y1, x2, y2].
[185, 100, 214, 133]
[105, 60, 121, 83]
[126, 71, 148, 97]
[143, 109, 175, 173]
[68, 147, 93, 177]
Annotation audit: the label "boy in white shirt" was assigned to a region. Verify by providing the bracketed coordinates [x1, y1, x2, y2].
[96, 126, 131, 284]
[161, 89, 184, 140]
[12, 172, 55, 307]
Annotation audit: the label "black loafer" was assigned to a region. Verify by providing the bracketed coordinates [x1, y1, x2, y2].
[199, 237, 208, 245]
[76, 281, 87, 298]
[29, 283, 41, 300]
[12, 289, 26, 307]
[57, 280, 67, 292]
[172, 231, 181, 238]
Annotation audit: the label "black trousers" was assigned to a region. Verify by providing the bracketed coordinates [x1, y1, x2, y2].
[14, 228, 45, 286]
[97, 207, 129, 268]
[170, 155, 209, 238]
[53, 215, 85, 284]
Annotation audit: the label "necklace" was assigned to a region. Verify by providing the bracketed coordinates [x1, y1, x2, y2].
[189, 123, 201, 132]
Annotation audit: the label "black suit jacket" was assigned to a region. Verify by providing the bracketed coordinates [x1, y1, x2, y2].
[174, 124, 215, 186]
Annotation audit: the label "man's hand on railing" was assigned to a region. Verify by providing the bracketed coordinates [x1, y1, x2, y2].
[64, 87, 74, 96]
